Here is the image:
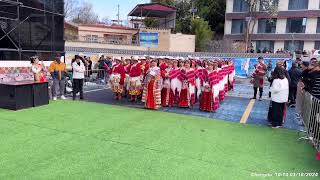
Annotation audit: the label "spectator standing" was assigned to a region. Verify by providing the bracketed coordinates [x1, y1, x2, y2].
[308, 61, 320, 99]
[288, 63, 302, 106]
[251, 57, 267, 101]
[269, 67, 289, 128]
[98, 56, 106, 79]
[87, 57, 92, 76]
[72, 55, 86, 100]
[49, 57, 67, 100]
[301, 58, 317, 92]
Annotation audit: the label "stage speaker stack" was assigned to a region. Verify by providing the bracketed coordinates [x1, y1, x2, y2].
[0, 81, 49, 110]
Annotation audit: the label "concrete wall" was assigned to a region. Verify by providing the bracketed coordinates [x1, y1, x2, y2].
[278, 0, 289, 11]
[139, 28, 195, 52]
[226, 0, 233, 13]
[308, 0, 320, 10]
[65, 41, 149, 51]
[169, 33, 195, 52]
[274, 41, 285, 51]
[139, 28, 171, 51]
[304, 41, 315, 51]
[306, 18, 318, 34]
[225, 20, 232, 35]
[276, 19, 287, 34]
[78, 25, 138, 44]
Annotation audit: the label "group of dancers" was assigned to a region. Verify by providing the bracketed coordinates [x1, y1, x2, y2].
[105, 56, 235, 112]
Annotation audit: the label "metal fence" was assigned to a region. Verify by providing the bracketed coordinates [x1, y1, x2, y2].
[298, 91, 320, 152]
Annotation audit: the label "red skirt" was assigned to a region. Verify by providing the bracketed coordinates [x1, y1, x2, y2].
[214, 97, 219, 111]
[145, 80, 156, 109]
[219, 90, 225, 102]
[161, 88, 170, 107]
[224, 83, 229, 93]
[178, 89, 190, 108]
[200, 91, 214, 112]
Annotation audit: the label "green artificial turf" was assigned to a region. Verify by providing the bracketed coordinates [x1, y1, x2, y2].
[0, 101, 319, 180]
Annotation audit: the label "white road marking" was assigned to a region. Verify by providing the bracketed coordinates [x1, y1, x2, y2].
[83, 87, 110, 94]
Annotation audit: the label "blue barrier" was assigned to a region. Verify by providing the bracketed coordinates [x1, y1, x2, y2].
[233, 58, 293, 78]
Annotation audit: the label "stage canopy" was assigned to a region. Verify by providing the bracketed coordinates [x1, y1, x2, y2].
[128, 3, 176, 29]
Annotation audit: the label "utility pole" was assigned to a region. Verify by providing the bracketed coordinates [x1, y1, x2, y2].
[116, 4, 120, 25]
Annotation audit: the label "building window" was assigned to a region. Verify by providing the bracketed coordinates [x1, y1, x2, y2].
[233, 0, 249, 12]
[85, 35, 98, 43]
[259, 0, 279, 11]
[258, 19, 277, 33]
[288, 0, 309, 10]
[284, 41, 304, 51]
[134, 23, 139, 29]
[286, 18, 307, 33]
[231, 20, 246, 34]
[256, 41, 275, 52]
[317, 18, 320, 33]
[315, 41, 320, 50]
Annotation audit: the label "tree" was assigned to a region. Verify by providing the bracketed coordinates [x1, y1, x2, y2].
[175, 0, 192, 34]
[195, 0, 226, 36]
[144, 18, 160, 28]
[244, 0, 278, 52]
[64, 0, 79, 20]
[151, 0, 175, 6]
[191, 18, 213, 51]
[70, 1, 99, 24]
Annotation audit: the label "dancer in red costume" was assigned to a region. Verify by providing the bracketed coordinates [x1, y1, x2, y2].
[195, 60, 206, 101]
[128, 57, 142, 102]
[142, 59, 162, 109]
[218, 61, 226, 102]
[123, 58, 132, 97]
[228, 60, 236, 90]
[200, 62, 220, 112]
[178, 60, 196, 108]
[161, 61, 172, 107]
[169, 59, 182, 106]
[108, 57, 126, 100]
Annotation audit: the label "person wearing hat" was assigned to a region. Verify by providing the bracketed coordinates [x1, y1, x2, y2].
[140, 56, 150, 82]
[31, 56, 47, 82]
[251, 56, 267, 101]
[123, 57, 132, 97]
[227, 60, 236, 91]
[195, 59, 205, 101]
[109, 57, 126, 100]
[128, 56, 142, 102]
[216, 60, 226, 102]
[49, 56, 68, 100]
[72, 55, 86, 100]
[200, 61, 219, 112]
[161, 61, 173, 107]
[178, 60, 196, 108]
[288, 62, 302, 106]
[159, 58, 168, 72]
[142, 59, 162, 109]
[169, 59, 182, 106]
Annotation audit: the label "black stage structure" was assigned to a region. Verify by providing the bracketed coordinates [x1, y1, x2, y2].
[0, 0, 65, 61]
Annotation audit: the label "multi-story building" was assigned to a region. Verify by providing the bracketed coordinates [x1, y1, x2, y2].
[224, 0, 320, 52]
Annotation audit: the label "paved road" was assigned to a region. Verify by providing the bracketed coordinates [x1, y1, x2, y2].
[79, 82, 302, 131]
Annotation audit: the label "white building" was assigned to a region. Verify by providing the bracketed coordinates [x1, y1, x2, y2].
[225, 0, 320, 52]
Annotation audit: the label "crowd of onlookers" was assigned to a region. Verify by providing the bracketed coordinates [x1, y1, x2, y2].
[247, 46, 314, 56]
[251, 56, 320, 128]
